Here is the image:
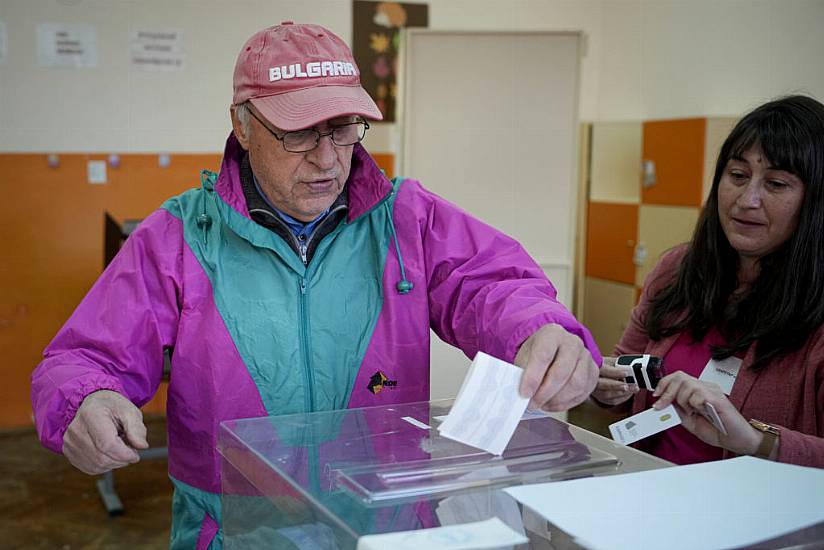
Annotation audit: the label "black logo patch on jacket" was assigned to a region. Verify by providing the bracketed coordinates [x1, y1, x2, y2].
[367, 371, 397, 394]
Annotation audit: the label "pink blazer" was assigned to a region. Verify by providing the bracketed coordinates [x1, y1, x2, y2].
[616, 245, 824, 468]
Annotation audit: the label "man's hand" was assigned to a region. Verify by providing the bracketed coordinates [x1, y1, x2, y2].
[515, 323, 599, 411]
[63, 390, 149, 475]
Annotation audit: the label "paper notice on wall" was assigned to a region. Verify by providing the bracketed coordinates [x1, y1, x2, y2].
[0, 21, 8, 64]
[87, 160, 107, 184]
[37, 23, 98, 68]
[130, 29, 185, 71]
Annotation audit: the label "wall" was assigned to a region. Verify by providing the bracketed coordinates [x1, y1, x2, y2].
[0, 0, 609, 154]
[0, 0, 355, 153]
[1, 153, 221, 427]
[2, 0, 823, 427]
[597, 0, 824, 120]
[3, 0, 823, 154]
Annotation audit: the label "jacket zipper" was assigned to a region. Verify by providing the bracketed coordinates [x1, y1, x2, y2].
[255, 190, 395, 412]
[248, 208, 303, 260]
[295, 205, 347, 411]
[299, 277, 315, 411]
[300, 203, 347, 266]
[250, 204, 347, 267]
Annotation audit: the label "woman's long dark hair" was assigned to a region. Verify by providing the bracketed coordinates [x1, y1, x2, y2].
[645, 95, 824, 370]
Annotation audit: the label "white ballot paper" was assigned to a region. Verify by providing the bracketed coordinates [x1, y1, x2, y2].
[357, 517, 528, 550]
[435, 465, 526, 542]
[504, 456, 824, 550]
[438, 352, 530, 456]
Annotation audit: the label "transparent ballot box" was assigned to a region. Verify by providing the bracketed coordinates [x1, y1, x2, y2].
[219, 399, 620, 549]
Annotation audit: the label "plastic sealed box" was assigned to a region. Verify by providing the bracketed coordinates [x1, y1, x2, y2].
[218, 399, 620, 549]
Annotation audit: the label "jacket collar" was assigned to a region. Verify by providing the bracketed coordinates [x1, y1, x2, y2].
[214, 132, 393, 224]
[346, 142, 394, 221]
[238, 152, 348, 228]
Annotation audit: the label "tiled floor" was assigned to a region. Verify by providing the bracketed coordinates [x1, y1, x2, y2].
[0, 416, 171, 549]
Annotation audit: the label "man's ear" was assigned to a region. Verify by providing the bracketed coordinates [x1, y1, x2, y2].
[230, 105, 250, 151]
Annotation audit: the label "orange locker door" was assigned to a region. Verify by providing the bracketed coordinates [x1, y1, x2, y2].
[585, 202, 638, 285]
[642, 118, 706, 207]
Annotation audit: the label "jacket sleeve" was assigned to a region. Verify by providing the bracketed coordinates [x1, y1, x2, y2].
[772, 333, 824, 468]
[776, 422, 824, 468]
[30, 209, 183, 454]
[401, 180, 600, 365]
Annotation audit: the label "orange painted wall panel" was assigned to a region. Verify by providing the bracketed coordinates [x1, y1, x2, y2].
[0, 153, 220, 429]
[1, 149, 398, 429]
[585, 202, 638, 285]
[642, 118, 706, 207]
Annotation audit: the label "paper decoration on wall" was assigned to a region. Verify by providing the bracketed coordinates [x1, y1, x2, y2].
[108, 154, 121, 168]
[130, 29, 186, 71]
[36, 22, 98, 68]
[352, 1, 428, 123]
[158, 154, 171, 168]
[47, 154, 60, 168]
[0, 21, 7, 64]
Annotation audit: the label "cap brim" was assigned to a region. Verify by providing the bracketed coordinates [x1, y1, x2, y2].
[250, 85, 383, 131]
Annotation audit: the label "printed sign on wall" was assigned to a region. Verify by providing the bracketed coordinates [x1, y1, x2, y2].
[352, 1, 428, 123]
[36, 22, 98, 68]
[130, 29, 186, 71]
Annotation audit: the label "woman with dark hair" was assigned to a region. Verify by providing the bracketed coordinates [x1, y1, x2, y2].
[592, 95, 824, 468]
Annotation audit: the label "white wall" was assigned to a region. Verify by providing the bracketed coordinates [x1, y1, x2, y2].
[0, 0, 355, 152]
[0, 0, 607, 152]
[597, 0, 824, 120]
[3, 0, 821, 153]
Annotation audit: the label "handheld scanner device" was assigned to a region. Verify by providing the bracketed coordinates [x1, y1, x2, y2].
[615, 354, 663, 391]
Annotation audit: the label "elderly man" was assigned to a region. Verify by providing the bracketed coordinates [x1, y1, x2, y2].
[31, 22, 600, 548]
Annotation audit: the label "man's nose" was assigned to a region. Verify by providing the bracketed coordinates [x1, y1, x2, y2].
[306, 133, 337, 170]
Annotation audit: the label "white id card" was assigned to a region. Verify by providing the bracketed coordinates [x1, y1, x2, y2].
[698, 356, 742, 395]
[609, 404, 681, 445]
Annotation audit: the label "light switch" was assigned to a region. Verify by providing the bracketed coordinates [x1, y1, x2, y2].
[87, 160, 107, 184]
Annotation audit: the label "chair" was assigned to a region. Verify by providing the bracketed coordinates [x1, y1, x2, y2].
[96, 213, 169, 516]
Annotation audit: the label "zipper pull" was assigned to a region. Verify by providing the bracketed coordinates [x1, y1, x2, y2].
[300, 278, 307, 295]
[297, 233, 308, 265]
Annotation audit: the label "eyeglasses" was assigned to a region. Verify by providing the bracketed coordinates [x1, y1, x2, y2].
[247, 108, 369, 153]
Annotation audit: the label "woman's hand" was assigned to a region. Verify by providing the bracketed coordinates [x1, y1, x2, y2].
[591, 356, 638, 406]
[652, 372, 762, 456]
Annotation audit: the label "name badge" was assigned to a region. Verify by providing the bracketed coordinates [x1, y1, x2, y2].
[698, 356, 742, 395]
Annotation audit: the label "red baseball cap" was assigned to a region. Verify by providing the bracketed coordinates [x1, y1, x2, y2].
[233, 22, 382, 131]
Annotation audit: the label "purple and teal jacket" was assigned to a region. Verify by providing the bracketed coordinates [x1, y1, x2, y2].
[31, 134, 600, 548]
